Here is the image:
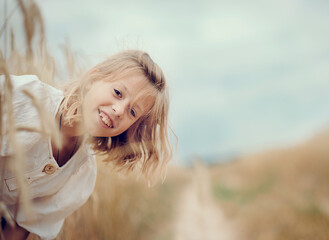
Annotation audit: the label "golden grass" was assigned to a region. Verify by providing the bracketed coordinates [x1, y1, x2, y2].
[1, 0, 63, 228]
[2, 1, 184, 239]
[0, 0, 81, 236]
[211, 130, 329, 240]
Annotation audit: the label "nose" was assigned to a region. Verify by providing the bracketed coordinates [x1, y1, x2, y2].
[112, 102, 126, 118]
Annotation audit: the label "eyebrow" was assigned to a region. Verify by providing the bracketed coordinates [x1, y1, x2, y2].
[120, 82, 129, 94]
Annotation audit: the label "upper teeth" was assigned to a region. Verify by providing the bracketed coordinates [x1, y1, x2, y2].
[99, 111, 112, 128]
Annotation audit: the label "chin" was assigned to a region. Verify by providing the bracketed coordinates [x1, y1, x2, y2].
[84, 125, 102, 137]
[88, 130, 115, 138]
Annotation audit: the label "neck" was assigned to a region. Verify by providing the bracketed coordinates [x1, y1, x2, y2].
[53, 112, 83, 167]
[57, 112, 84, 138]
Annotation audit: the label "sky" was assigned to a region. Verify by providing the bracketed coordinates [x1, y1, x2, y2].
[2, 0, 329, 164]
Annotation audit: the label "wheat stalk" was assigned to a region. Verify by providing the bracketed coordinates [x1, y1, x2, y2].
[0, 0, 61, 231]
[0, 60, 32, 225]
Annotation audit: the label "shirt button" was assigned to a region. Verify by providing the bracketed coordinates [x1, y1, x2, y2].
[43, 164, 56, 175]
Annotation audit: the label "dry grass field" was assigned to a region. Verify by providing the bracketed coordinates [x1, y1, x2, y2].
[211, 129, 329, 240]
[51, 128, 329, 240]
[24, 162, 188, 240]
[55, 164, 188, 240]
[2, 1, 329, 239]
[24, 129, 329, 240]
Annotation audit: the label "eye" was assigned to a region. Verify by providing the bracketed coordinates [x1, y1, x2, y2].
[130, 108, 136, 118]
[114, 89, 122, 98]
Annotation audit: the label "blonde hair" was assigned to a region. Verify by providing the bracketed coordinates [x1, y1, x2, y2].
[60, 50, 172, 183]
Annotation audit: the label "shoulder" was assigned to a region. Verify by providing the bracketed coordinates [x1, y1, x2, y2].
[1, 74, 64, 106]
[1, 75, 48, 95]
[1, 75, 64, 155]
[5, 75, 64, 127]
[0, 74, 38, 85]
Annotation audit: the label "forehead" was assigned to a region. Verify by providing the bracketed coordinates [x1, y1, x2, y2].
[116, 73, 150, 93]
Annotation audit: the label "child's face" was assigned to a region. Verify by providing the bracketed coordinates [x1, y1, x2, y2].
[82, 73, 155, 137]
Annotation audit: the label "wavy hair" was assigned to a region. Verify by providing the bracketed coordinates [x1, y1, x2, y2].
[59, 50, 172, 184]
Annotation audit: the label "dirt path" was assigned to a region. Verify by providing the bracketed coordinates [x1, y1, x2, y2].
[174, 161, 236, 240]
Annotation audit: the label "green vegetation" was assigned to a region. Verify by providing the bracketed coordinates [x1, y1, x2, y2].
[214, 175, 275, 204]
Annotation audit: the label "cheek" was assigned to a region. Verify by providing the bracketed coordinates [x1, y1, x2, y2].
[115, 120, 135, 135]
[81, 92, 92, 114]
[83, 89, 102, 110]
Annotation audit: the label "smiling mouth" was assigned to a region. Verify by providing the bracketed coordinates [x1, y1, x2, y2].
[98, 109, 113, 128]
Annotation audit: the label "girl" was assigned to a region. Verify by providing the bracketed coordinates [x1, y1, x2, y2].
[0, 50, 172, 240]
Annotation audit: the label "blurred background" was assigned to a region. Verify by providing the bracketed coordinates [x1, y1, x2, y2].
[4, 0, 329, 164]
[1, 0, 329, 239]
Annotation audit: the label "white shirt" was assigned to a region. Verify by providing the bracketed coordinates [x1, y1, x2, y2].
[0, 75, 97, 240]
